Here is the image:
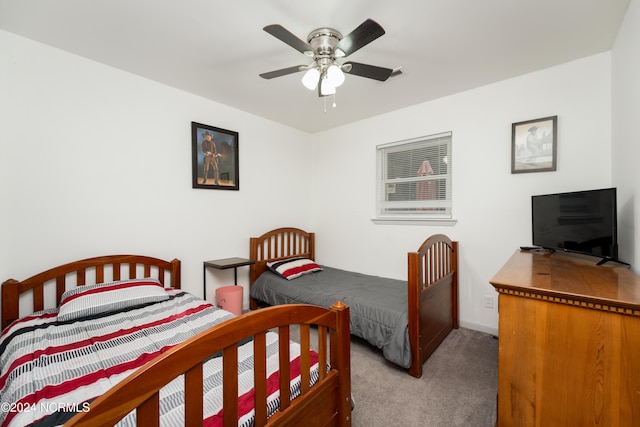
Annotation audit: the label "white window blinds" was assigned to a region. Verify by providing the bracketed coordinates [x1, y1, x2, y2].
[376, 132, 452, 219]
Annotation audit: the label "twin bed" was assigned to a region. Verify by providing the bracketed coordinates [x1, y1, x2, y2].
[1, 255, 351, 427]
[249, 228, 459, 378]
[0, 228, 458, 426]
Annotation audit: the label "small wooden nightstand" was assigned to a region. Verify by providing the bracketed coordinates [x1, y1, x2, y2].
[202, 257, 255, 298]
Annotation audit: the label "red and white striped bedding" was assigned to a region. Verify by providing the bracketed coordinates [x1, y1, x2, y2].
[0, 290, 318, 427]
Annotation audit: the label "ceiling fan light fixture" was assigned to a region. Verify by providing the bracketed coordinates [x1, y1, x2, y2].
[301, 68, 320, 90]
[320, 77, 336, 95]
[326, 64, 345, 87]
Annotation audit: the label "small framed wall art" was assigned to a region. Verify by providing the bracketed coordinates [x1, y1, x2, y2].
[191, 122, 239, 190]
[511, 115, 557, 173]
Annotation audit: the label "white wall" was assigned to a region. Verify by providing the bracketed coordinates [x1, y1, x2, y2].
[0, 30, 312, 315]
[310, 53, 613, 334]
[612, 0, 640, 272]
[0, 27, 624, 336]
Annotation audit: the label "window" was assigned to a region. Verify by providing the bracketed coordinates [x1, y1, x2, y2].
[376, 132, 452, 220]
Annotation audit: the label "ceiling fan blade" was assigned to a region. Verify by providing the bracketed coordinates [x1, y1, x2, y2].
[263, 24, 314, 55]
[335, 19, 385, 57]
[259, 65, 306, 79]
[343, 62, 393, 81]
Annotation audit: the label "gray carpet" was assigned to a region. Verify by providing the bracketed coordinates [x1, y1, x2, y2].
[292, 326, 498, 426]
[349, 328, 498, 427]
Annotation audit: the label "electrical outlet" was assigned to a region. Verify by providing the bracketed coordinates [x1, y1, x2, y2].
[483, 295, 494, 309]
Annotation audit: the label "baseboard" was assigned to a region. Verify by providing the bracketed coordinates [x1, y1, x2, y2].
[459, 320, 498, 337]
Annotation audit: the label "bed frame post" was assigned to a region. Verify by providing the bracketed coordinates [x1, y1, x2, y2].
[1, 279, 19, 330]
[331, 301, 352, 426]
[249, 237, 259, 310]
[451, 241, 459, 329]
[170, 258, 181, 289]
[407, 252, 421, 378]
[308, 232, 315, 261]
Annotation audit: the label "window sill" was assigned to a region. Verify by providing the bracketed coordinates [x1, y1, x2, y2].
[371, 217, 458, 226]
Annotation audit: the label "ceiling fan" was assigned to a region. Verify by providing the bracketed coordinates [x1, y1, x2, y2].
[259, 18, 394, 97]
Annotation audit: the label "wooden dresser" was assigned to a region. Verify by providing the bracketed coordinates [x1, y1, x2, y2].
[490, 249, 640, 426]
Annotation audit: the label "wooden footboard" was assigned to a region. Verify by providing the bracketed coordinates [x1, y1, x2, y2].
[407, 235, 459, 378]
[65, 302, 352, 427]
[1, 254, 180, 330]
[249, 227, 315, 310]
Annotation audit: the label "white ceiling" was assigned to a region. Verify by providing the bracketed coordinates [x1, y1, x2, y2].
[0, 0, 630, 133]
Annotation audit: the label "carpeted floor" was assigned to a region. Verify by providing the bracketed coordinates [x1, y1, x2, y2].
[348, 328, 498, 426]
[291, 326, 498, 426]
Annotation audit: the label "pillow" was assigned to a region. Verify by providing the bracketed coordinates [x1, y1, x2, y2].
[58, 278, 169, 321]
[267, 257, 322, 280]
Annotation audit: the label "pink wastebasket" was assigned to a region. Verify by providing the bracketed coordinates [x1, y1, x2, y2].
[215, 286, 243, 315]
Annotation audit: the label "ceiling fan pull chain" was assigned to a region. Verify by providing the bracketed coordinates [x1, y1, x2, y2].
[333, 93, 337, 108]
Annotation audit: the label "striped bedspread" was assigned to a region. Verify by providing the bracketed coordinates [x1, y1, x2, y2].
[0, 290, 318, 427]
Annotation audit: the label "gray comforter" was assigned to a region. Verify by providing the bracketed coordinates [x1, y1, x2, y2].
[250, 266, 411, 368]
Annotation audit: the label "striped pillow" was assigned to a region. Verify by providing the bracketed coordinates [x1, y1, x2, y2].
[267, 257, 322, 280]
[58, 278, 170, 321]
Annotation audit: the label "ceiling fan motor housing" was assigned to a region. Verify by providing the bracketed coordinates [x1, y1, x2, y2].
[306, 28, 350, 78]
[307, 28, 342, 58]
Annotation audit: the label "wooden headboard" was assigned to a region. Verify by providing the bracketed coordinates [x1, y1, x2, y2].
[2, 254, 181, 330]
[249, 227, 315, 285]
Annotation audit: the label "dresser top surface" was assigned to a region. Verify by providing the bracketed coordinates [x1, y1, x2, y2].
[490, 249, 640, 309]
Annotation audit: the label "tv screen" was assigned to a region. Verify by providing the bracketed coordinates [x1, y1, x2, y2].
[531, 188, 618, 260]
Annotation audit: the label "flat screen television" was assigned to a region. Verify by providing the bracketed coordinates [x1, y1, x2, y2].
[531, 187, 619, 262]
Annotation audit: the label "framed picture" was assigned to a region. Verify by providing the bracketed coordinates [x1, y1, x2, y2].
[191, 122, 239, 190]
[511, 115, 557, 173]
